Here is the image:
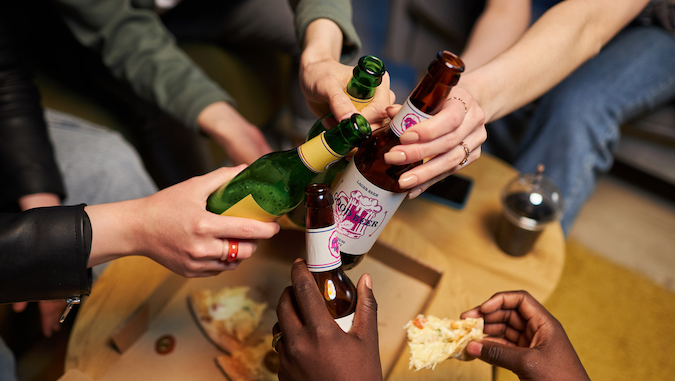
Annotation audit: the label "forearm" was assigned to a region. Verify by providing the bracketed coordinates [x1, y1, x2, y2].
[0, 205, 92, 303]
[301, 19, 343, 66]
[461, 0, 531, 73]
[85, 200, 140, 267]
[461, 0, 649, 123]
[291, 0, 360, 62]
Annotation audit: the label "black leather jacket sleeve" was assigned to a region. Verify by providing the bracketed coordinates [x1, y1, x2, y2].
[0, 11, 66, 207]
[0, 204, 92, 304]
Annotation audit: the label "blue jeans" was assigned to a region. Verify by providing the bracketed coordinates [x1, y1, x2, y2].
[483, 25, 675, 235]
[0, 109, 157, 381]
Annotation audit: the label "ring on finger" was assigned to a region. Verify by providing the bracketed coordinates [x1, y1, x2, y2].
[459, 141, 471, 166]
[272, 331, 283, 352]
[221, 239, 239, 262]
[447, 96, 468, 113]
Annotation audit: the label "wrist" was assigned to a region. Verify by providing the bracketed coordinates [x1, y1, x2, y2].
[301, 19, 342, 67]
[85, 200, 141, 266]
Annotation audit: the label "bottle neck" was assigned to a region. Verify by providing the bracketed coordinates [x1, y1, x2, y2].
[321, 114, 371, 154]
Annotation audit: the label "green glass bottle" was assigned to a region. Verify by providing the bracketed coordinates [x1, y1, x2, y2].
[306, 55, 386, 141]
[288, 56, 385, 227]
[206, 114, 372, 221]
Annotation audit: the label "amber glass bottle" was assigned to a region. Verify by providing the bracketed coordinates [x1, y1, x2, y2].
[305, 184, 357, 332]
[333, 51, 464, 269]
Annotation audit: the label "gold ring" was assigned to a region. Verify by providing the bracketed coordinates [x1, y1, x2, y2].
[447, 96, 468, 113]
[459, 142, 470, 166]
[221, 239, 239, 262]
[271, 332, 283, 352]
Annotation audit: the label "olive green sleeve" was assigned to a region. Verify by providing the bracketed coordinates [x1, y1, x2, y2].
[290, 0, 362, 62]
[52, 0, 233, 130]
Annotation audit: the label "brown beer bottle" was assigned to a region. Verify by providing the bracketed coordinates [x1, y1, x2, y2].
[333, 51, 464, 269]
[305, 184, 357, 332]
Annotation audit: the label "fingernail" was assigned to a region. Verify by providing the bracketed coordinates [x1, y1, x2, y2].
[408, 188, 422, 199]
[400, 132, 419, 144]
[365, 274, 373, 289]
[384, 151, 406, 164]
[399, 174, 418, 189]
[467, 341, 482, 357]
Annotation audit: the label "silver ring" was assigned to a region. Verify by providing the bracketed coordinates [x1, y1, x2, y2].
[459, 142, 470, 165]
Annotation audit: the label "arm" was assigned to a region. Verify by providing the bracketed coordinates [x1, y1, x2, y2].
[293, 0, 393, 127]
[275, 259, 383, 381]
[0, 166, 280, 304]
[460, 0, 531, 73]
[52, 0, 271, 164]
[0, 18, 65, 207]
[460, 291, 590, 381]
[384, 0, 648, 196]
[461, 0, 650, 122]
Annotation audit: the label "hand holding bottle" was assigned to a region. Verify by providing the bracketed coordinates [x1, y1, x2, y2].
[460, 291, 590, 381]
[85, 165, 280, 277]
[300, 22, 393, 129]
[275, 259, 383, 381]
[384, 85, 487, 199]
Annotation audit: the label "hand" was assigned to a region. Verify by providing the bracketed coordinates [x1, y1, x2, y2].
[384, 85, 487, 198]
[275, 259, 383, 381]
[85, 165, 280, 277]
[198, 101, 273, 165]
[299, 19, 393, 129]
[460, 291, 590, 381]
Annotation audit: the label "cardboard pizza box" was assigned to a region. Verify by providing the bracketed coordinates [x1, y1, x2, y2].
[99, 229, 443, 380]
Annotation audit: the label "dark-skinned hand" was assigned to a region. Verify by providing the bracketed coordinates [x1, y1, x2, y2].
[460, 290, 590, 381]
[275, 259, 383, 381]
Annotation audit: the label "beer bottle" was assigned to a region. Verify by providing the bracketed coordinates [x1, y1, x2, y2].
[305, 184, 357, 332]
[287, 55, 386, 227]
[333, 51, 464, 269]
[306, 55, 386, 141]
[206, 114, 371, 221]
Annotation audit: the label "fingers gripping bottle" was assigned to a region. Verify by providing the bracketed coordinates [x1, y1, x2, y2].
[305, 184, 357, 332]
[333, 51, 464, 269]
[206, 114, 371, 221]
[288, 55, 386, 227]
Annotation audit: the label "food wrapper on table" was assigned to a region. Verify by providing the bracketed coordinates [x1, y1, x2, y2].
[96, 230, 443, 380]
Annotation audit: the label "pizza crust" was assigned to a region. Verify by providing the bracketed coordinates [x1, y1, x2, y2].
[404, 314, 485, 370]
[216, 335, 279, 381]
[188, 287, 267, 353]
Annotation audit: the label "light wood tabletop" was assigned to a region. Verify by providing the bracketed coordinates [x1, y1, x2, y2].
[64, 154, 566, 380]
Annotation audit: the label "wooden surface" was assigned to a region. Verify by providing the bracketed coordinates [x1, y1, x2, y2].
[65, 154, 566, 380]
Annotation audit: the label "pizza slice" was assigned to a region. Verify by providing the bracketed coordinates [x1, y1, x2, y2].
[189, 286, 267, 353]
[216, 334, 279, 381]
[404, 314, 485, 370]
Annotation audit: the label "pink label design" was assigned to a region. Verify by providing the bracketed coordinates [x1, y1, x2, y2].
[329, 230, 340, 258]
[390, 98, 431, 136]
[332, 160, 407, 255]
[334, 190, 385, 239]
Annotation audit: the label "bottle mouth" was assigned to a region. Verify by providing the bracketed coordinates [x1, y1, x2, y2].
[436, 51, 465, 73]
[349, 113, 372, 139]
[358, 55, 386, 78]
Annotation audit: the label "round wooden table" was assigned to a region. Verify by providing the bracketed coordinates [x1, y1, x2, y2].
[64, 154, 565, 380]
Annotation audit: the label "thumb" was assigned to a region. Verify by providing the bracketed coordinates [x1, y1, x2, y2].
[201, 165, 247, 193]
[351, 274, 378, 337]
[468, 340, 530, 372]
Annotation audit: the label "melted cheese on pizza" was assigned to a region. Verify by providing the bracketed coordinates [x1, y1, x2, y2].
[404, 314, 484, 370]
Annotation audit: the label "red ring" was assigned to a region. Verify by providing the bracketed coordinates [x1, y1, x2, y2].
[226, 239, 239, 262]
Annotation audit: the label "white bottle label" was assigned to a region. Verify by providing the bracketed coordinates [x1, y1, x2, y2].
[390, 97, 432, 137]
[306, 224, 342, 272]
[335, 312, 355, 332]
[332, 160, 406, 255]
